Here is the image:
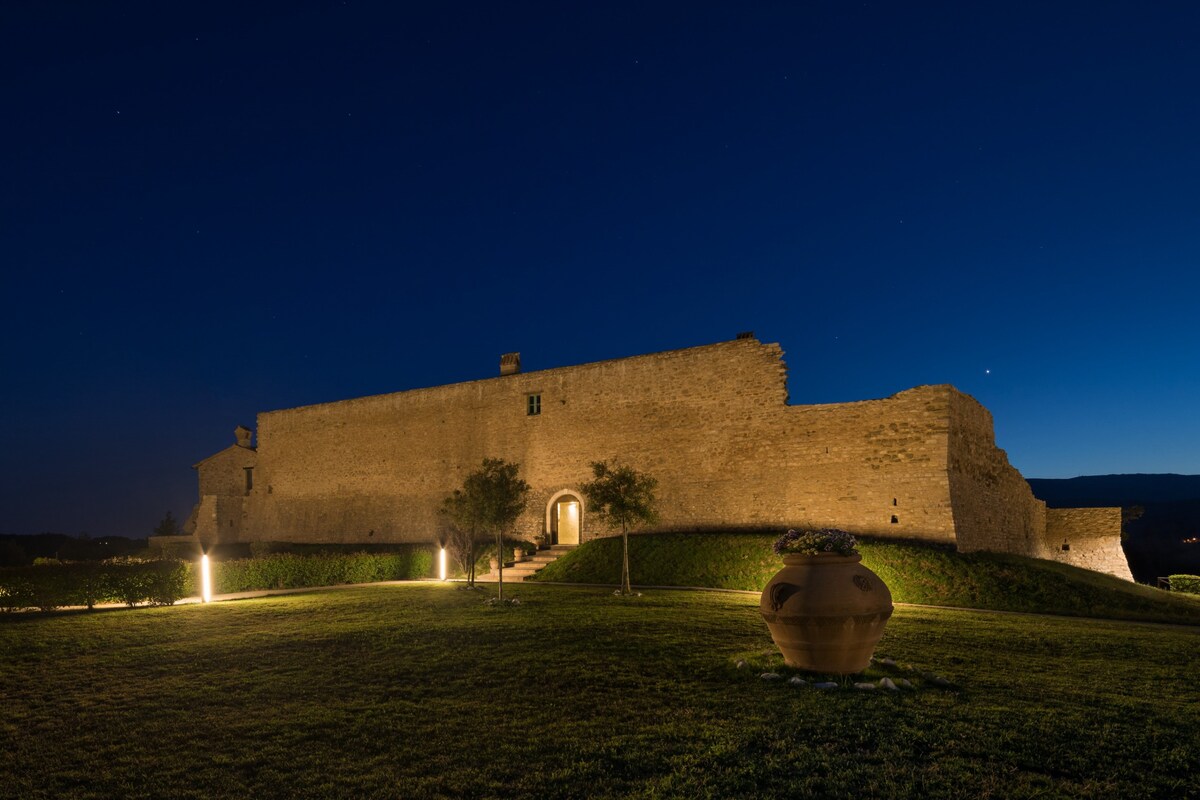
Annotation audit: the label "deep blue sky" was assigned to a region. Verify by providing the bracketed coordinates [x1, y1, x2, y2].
[2, 2, 1198, 537]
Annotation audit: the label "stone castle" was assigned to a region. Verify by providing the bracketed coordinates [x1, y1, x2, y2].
[185, 335, 1132, 580]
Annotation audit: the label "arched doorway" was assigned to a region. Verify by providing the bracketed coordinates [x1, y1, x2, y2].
[545, 490, 584, 545]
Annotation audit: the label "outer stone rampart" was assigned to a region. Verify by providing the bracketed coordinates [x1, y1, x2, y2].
[772, 388, 956, 542]
[1045, 507, 1132, 580]
[243, 339, 790, 542]
[187, 336, 1132, 580]
[947, 392, 1051, 559]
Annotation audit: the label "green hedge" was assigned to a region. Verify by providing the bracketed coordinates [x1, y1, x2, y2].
[199, 549, 434, 594]
[1169, 574, 1200, 594]
[0, 560, 189, 612]
[0, 549, 436, 611]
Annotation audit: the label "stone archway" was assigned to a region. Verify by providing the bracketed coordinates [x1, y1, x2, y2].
[545, 490, 585, 546]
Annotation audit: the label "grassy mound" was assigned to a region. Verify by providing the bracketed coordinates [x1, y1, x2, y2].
[531, 532, 1200, 625]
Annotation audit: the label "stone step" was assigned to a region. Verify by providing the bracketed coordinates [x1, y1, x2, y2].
[480, 544, 577, 582]
[475, 572, 525, 583]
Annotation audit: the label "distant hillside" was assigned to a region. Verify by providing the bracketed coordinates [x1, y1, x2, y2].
[0, 534, 147, 567]
[1026, 474, 1200, 583]
[1027, 473, 1200, 507]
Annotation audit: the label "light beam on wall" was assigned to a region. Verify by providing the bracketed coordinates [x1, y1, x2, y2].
[200, 553, 213, 603]
[439, 547, 447, 581]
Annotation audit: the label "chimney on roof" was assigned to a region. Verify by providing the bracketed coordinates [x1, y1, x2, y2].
[736, 331, 755, 340]
[235, 425, 253, 448]
[500, 352, 521, 376]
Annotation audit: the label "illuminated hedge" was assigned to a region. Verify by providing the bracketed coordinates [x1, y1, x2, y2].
[0, 560, 189, 612]
[197, 549, 434, 595]
[1168, 574, 1200, 595]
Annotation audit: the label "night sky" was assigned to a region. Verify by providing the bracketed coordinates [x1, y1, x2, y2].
[3, 2, 1198, 537]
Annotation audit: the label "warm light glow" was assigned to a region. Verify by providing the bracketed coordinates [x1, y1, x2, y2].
[567, 502, 578, 518]
[439, 547, 448, 581]
[200, 553, 213, 603]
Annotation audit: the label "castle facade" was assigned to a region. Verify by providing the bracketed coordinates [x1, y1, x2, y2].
[186, 335, 1132, 580]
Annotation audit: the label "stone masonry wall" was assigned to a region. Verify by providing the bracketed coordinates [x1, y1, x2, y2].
[188, 336, 1132, 580]
[193, 445, 256, 543]
[769, 387, 957, 542]
[1045, 507, 1132, 580]
[232, 339, 956, 546]
[947, 392, 1051, 559]
[196, 445, 257, 497]
[193, 494, 252, 544]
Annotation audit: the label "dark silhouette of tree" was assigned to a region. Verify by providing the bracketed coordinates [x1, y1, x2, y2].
[580, 460, 658, 595]
[153, 511, 181, 537]
[0, 538, 28, 568]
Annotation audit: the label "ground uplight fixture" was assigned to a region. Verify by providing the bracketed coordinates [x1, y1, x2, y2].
[200, 553, 213, 603]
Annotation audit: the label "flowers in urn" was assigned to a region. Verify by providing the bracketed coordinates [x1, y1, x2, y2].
[773, 528, 858, 557]
[761, 527, 892, 672]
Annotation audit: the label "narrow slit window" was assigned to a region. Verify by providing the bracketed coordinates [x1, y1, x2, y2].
[244, 467, 254, 495]
[527, 394, 542, 416]
[892, 498, 898, 506]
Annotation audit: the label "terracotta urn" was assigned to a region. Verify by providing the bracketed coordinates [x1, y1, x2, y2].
[489, 557, 500, 572]
[759, 552, 893, 674]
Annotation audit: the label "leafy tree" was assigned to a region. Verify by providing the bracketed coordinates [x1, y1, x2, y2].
[442, 458, 529, 598]
[580, 460, 658, 595]
[442, 490, 482, 586]
[153, 511, 180, 537]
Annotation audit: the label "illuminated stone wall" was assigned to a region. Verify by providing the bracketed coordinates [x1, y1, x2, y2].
[189, 444, 256, 541]
[240, 338, 795, 543]
[1045, 507, 1133, 580]
[947, 393, 1053, 559]
[196, 444, 256, 497]
[188, 336, 1131, 580]
[765, 388, 958, 542]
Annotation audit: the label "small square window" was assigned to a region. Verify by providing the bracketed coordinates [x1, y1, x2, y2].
[1061, 542, 1070, 552]
[890, 515, 899, 524]
[527, 394, 541, 416]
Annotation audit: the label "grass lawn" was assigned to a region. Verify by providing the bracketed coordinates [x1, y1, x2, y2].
[2, 584, 1198, 799]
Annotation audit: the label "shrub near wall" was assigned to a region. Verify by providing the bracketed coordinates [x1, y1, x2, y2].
[1169, 575, 1200, 594]
[200, 548, 434, 594]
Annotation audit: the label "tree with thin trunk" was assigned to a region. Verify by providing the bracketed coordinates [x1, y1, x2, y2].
[442, 458, 529, 599]
[441, 491, 481, 587]
[580, 460, 658, 595]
